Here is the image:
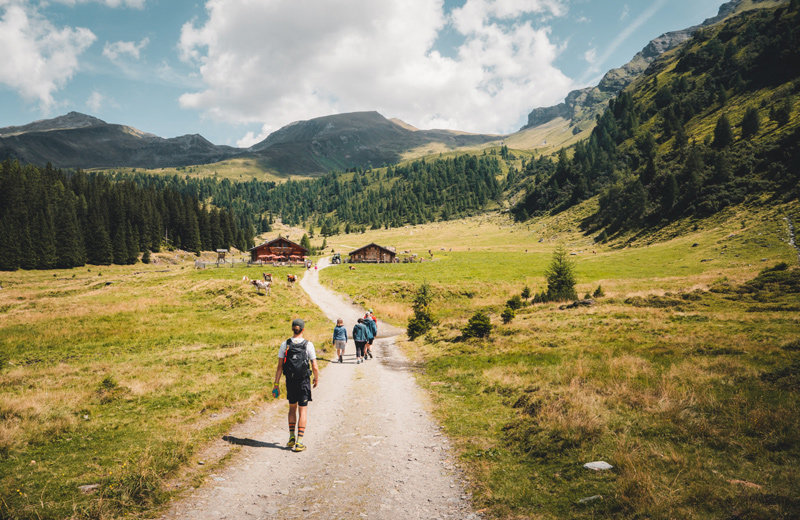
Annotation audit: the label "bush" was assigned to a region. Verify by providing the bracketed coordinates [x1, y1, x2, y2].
[142, 249, 151, 264]
[407, 283, 437, 340]
[463, 311, 492, 338]
[593, 285, 605, 298]
[501, 307, 515, 324]
[506, 294, 524, 310]
[521, 286, 531, 299]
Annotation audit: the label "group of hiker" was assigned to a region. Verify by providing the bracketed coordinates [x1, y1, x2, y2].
[333, 310, 377, 364]
[271, 310, 377, 452]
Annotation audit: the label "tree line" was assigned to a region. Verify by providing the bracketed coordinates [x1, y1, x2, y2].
[109, 154, 504, 234]
[0, 161, 254, 270]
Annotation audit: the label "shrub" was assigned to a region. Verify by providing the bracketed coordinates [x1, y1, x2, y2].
[593, 285, 605, 298]
[521, 286, 531, 299]
[501, 307, 515, 324]
[506, 294, 524, 310]
[407, 283, 437, 340]
[463, 311, 492, 338]
[142, 249, 151, 264]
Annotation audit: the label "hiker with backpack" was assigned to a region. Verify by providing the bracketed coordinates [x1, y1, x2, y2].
[352, 318, 369, 364]
[333, 318, 347, 363]
[272, 318, 319, 452]
[364, 310, 377, 359]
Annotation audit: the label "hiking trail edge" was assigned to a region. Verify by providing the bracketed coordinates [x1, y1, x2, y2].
[159, 257, 478, 520]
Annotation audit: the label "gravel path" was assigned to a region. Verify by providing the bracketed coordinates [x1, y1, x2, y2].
[160, 259, 476, 520]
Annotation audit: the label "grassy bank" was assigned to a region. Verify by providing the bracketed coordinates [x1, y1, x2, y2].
[320, 201, 800, 518]
[0, 263, 328, 519]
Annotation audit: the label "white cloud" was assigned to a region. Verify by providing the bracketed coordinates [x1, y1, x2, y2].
[103, 37, 149, 61]
[584, 47, 596, 64]
[179, 0, 574, 145]
[86, 90, 104, 112]
[0, 1, 96, 112]
[50, 0, 147, 8]
[620, 4, 630, 21]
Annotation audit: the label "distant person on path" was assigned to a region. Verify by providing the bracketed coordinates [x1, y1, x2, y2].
[364, 310, 377, 359]
[333, 318, 347, 363]
[352, 318, 369, 364]
[273, 318, 319, 452]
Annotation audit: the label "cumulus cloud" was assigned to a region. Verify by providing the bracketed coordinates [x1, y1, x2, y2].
[0, 1, 96, 112]
[179, 0, 574, 145]
[103, 37, 149, 61]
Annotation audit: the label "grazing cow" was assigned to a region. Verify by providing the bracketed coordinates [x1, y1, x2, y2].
[263, 273, 273, 282]
[349, 265, 357, 270]
[287, 274, 297, 287]
[243, 276, 271, 295]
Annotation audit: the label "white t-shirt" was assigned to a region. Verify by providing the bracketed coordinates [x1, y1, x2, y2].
[278, 337, 317, 361]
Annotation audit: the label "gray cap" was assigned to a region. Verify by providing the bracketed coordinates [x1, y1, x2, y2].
[291, 318, 305, 330]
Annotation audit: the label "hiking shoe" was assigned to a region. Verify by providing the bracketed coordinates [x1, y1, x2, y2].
[368, 351, 373, 359]
[293, 442, 306, 452]
[286, 436, 296, 448]
[339, 356, 343, 363]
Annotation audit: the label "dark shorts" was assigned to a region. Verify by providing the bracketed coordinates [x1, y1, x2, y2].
[354, 341, 366, 357]
[286, 377, 312, 406]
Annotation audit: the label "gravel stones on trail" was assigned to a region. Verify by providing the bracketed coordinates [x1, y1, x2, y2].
[161, 263, 476, 519]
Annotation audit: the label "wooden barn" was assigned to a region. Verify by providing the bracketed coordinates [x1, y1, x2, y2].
[349, 243, 397, 264]
[249, 237, 309, 263]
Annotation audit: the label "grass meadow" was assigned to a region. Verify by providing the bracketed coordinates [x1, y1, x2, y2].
[319, 200, 800, 519]
[0, 261, 329, 519]
[0, 195, 797, 519]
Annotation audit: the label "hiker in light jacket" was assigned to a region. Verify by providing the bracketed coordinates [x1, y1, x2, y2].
[333, 318, 347, 363]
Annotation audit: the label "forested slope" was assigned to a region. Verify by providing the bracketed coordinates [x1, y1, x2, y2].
[0, 161, 254, 270]
[511, 1, 800, 235]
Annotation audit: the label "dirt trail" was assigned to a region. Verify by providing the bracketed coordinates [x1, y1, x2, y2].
[160, 259, 476, 520]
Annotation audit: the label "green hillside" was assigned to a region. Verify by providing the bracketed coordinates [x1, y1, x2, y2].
[511, 1, 799, 238]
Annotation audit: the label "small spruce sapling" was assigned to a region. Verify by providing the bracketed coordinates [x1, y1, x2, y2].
[462, 311, 492, 338]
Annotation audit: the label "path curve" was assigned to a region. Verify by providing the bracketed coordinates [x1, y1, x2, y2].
[161, 260, 476, 520]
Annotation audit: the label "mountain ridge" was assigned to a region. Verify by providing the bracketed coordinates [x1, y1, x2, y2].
[521, 0, 758, 133]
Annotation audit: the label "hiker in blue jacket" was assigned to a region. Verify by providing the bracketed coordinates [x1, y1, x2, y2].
[352, 318, 369, 364]
[364, 310, 377, 359]
[333, 318, 347, 363]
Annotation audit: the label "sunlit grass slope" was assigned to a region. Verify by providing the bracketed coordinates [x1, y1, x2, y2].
[91, 157, 314, 184]
[320, 198, 800, 519]
[0, 262, 328, 519]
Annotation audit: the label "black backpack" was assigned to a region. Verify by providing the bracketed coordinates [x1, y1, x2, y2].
[282, 339, 311, 380]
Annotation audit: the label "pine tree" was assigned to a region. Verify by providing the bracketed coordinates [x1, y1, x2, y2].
[741, 107, 760, 139]
[407, 283, 437, 340]
[712, 113, 734, 149]
[544, 245, 578, 302]
[112, 222, 128, 265]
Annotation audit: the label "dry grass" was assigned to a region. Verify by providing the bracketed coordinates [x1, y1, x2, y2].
[0, 262, 328, 519]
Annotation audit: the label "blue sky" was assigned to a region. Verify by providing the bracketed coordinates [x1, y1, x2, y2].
[0, 0, 725, 147]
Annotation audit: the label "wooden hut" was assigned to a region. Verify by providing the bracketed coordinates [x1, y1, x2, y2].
[348, 243, 396, 264]
[249, 237, 309, 263]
